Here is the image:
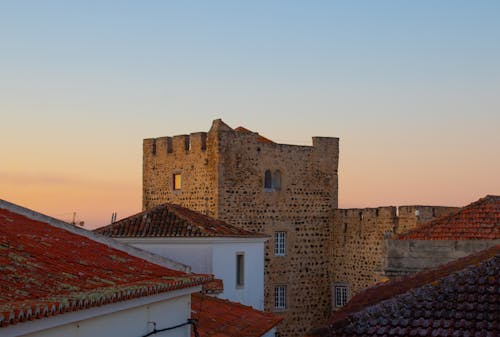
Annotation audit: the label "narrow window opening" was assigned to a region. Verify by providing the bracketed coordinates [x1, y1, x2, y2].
[274, 285, 287, 310]
[274, 231, 286, 256]
[273, 170, 281, 190]
[173, 173, 182, 191]
[264, 170, 273, 190]
[236, 253, 244, 287]
[333, 284, 349, 308]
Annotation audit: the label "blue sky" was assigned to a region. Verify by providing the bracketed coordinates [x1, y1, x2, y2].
[1, 1, 499, 226]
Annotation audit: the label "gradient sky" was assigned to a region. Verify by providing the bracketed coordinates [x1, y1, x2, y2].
[1, 1, 499, 228]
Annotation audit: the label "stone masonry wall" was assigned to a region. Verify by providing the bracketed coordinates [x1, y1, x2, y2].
[215, 128, 339, 337]
[142, 119, 460, 337]
[382, 239, 500, 278]
[143, 131, 219, 217]
[330, 206, 459, 301]
[143, 120, 339, 337]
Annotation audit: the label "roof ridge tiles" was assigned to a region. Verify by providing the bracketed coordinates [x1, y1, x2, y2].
[394, 195, 500, 241]
[95, 203, 269, 239]
[0, 204, 215, 329]
[327, 245, 499, 329]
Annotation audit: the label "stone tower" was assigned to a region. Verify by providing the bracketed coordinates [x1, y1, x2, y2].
[143, 119, 339, 337]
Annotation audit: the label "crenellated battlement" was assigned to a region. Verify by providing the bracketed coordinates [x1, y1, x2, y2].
[334, 206, 397, 220]
[144, 132, 208, 157]
[330, 204, 459, 297]
[143, 118, 341, 337]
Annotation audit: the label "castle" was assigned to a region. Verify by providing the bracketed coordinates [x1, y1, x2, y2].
[143, 119, 457, 337]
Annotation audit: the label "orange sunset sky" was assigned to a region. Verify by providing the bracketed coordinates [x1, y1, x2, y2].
[1, 2, 499, 228]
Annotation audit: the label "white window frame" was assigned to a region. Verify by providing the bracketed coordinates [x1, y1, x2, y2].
[274, 231, 286, 256]
[274, 285, 287, 310]
[333, 283, 349, 308]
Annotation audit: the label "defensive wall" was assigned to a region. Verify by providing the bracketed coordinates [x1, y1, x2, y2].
[143, 131, 218, 216]
[142, 119, 461, 337]
[381, 239, 500, 278]
[330, 205, 458, 297]
[143, 119, 339, 337]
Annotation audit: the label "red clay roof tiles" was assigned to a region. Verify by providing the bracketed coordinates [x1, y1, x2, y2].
[395, 195, 500, 240]
[95, 203, 267, 238]
[0, 208, 212, 328]
[192, 293, 282, 337]
[234, 126, 275, 144]
[307, 245, 500, 337]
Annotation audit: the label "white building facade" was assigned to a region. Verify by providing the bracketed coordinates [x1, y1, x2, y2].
[3, 288, 198, 337]
[114, 236, 267, 310]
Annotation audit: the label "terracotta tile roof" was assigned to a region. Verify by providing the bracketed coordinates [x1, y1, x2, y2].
[307, 245, 500, 337]
[191, 293, 283, 337]
[95, 203, 268, 238]
[234, 126, 275, 144]
[201, 279, 224, 294]
[0, 208, 213, 328]
[395, 195, 500, 240]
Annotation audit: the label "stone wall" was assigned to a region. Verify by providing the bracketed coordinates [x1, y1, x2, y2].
[143, 131, 219, 217]
[143, 120, 339, 337]
[215, 128, 339, 337]
[382, 239, 500, 278]
[142, 119, 461, 337]
[330, 206, 459, 300]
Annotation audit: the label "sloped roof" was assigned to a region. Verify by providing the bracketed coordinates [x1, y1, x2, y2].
[192, 293, 283, 337]
[234, 126, 275, 144]
[0, 207, 212, 328]
[395, 195, 500, 240]
[307, 245, 499, 337]
[95, 203, 268, 238]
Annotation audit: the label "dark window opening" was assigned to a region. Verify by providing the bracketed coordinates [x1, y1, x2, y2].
[264, 170, 272, 189]
[236, 253, 244, 287]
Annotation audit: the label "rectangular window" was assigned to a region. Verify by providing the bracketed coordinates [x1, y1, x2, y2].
[333, 284, 349, 308]
[274, 231, 286, 256]
[274, 285, 287, 310]
[173, 173, 182, 190]
[236, 253, 244, 287]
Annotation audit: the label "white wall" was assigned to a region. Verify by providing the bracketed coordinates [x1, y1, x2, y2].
[5, 291, 194, 337]
[262, 328, 277, 337]
[131, 243, 213, 274]
[118, 238, 266, 310]
[213, 242, 265, 310]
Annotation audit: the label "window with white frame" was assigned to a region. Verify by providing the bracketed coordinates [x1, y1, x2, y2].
[274, 231, 286, 256]
[333, 283, 349, 308]
[274, 285, 287, 310]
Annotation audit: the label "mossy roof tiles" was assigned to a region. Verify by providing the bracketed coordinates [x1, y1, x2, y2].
[95, 203, 268, 238]
[395, 195, 500, 241]
[0, 208, 212, 328]
[307, 245, 499, 337]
